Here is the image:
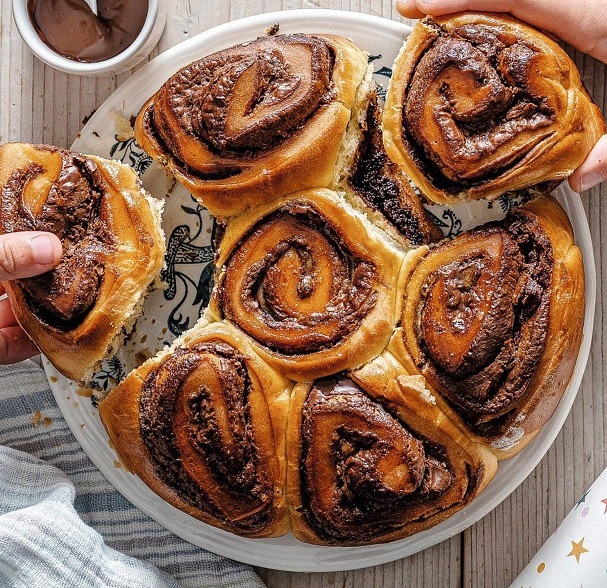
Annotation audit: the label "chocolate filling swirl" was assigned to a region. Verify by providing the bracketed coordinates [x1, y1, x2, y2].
[0, 148, 113, 330]
[403, 20, 556, 194]
[139, 341, 275, 533]
[220, 202, 378, 355]
[348, 91, 443, 246]
[415, 213, 553, 436]
[299, 377, 454, 543]
[147, 33, 335, 177]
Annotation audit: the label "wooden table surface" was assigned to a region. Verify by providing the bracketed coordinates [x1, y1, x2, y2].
[1, 1, 605, 587]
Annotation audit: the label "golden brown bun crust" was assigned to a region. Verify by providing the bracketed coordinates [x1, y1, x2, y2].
[286, 352, 497, 545]
[99, 321, 292, 538]
[0, 143, 165, 381]
[383, 12, 606, 204]
[134, 33, 368, 217]
[210, 188, 405, 381]
[390, 196, 585, 459]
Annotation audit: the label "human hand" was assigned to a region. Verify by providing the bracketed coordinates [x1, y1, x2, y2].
[0, 232, 62, 364]
[396, 0, 607, 192]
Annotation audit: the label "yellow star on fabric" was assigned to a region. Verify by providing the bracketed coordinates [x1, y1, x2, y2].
[567, 538, 589, 563]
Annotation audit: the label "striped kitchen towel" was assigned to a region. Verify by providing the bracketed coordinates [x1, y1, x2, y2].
[0, 359, 267, 588]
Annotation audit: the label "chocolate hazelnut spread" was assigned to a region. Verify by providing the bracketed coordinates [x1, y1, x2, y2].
[27, 0, 149, 63]
[348, 91, 442, 246]
[220, 202, 377, 355]
[139, 342, 275, 532]
[299, 377, 454, 543]
[0, 148, 114, 329]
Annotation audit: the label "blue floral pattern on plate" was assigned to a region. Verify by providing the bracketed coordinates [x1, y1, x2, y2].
[162, 199, 215, 337]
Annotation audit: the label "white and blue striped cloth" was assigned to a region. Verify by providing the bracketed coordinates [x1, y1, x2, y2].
[0, 359, 267, 588]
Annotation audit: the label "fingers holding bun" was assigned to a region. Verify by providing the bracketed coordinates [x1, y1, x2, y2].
[383, 12, 606, 204]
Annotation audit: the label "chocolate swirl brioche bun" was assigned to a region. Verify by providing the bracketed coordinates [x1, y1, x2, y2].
[389, 196, 584, 459]
[135, 33, 369, 217]
[99, 320, 292, 538]
[286, 352, 497, 545]
[333, 83, 443, 247]
[210, 188, 404, 382]
[383, 12, 606, 205]
[0, 143, 164, 382]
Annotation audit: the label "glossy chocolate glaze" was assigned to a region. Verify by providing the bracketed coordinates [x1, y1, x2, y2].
[195, 36, 332, 152]
[0, 148, 114, 330]
[220, 201, 378, 355]
[139, 341, 275, 532]
[28, 0, 148, 62]
[299, 377, 455, 543]
[416, 211, 553, 436]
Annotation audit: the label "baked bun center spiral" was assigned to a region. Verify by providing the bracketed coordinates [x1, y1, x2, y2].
[405, 26, 555, 185]
[414, 217, 553, 432]
[300, 377, 453, 543]
[221, 202, 377, 355]
[420, 233, 519, 377]
[139, 341, 275, 530]
[0, 150, 113, 329]
[160, 34, 335, 157]
[194, 40, 332, 151]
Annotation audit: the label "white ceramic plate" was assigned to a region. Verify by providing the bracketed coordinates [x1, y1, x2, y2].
[45, 9, 596, 572]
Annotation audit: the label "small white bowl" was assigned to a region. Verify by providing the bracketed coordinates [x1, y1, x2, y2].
[12, 0, 166, 76]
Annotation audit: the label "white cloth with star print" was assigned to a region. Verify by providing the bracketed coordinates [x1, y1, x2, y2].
[510, 468, 607, 587]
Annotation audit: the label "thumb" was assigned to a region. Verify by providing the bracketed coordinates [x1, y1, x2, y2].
[0, 231, 62, 281]
[569, 134, 607, 192]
